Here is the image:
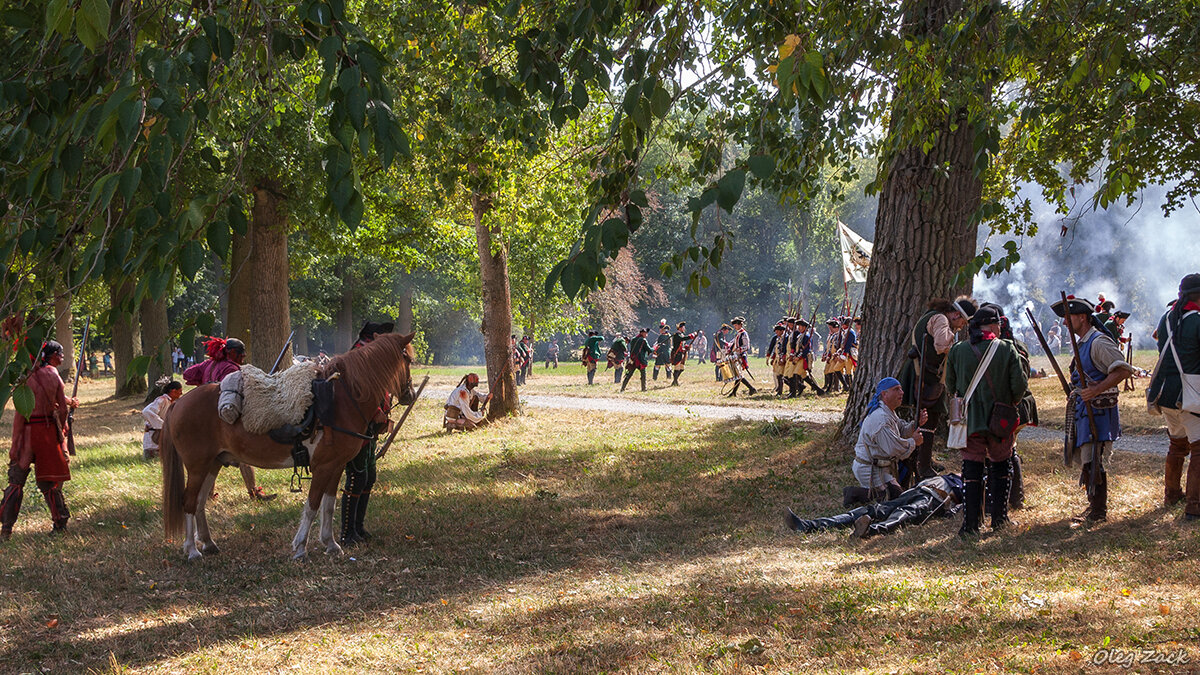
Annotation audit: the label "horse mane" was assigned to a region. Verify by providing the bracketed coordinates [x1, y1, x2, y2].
[322, 332, 415, 403]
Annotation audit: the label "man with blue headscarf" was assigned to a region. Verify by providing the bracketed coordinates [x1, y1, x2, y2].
[845, 377, 927, 504]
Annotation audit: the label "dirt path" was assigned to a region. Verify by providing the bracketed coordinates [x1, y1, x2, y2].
[429, 387, 1169, 456]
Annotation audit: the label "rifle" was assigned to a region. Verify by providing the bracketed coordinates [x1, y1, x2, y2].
[1026, 307, 1073, 466]
[1124, 334, 1135, 391]
[375, 375, 429, 460]
[269, 330, 296, 375]
[1060, 291, 1103, 497]
[66, 316, 90, 457]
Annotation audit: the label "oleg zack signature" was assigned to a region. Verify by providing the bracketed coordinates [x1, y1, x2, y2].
[1091, 647, 1191, 669]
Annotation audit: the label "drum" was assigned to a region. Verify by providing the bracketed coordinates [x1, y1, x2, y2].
[719, 361, 735, 380]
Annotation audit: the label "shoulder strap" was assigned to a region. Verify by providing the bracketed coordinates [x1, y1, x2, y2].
[963, 340, 1000, 405]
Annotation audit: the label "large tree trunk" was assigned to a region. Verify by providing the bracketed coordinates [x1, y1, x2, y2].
[397, 280, 414, 335]
[247, 179, 291, 370]
[837, 0, 985, 446]
[140, 294, 171, 402]
[110, 280, 146, 397]
[227, 230, 253, 350]
[335, 262, 354, 353]
[473, 191, 519, 418]
[54, 292, 74, 382]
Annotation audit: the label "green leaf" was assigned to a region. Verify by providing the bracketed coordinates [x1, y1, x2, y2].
[118, 167, 141, 202]
[571, 80, 589, 110]
[206, 220, 231, 260]
[45, 0, 73, 37]
[12, 384, 34, 418]
[179, 240, 204, 279]
[126, 354, 151, 385]
[76, 0, 109, 51]
[650, 85, 671, 118]
[748, 155, 775, 180]
[197, 312, 215, 336]
[716, 170, 746, 213]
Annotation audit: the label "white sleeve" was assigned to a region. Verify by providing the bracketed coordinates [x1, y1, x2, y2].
[142, 397, 165, 429]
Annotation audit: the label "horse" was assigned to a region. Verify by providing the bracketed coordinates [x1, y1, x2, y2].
[161, 332, 416, 561]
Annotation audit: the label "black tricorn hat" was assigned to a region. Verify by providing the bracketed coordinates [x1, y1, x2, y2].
[1114, 310, 1131, 319]
[797, 319, 811, 328]
[359, 321, 394, 340]
[731, 316, 745, 325]
[1051, 295, 1095, 317]
[774, 323, 785, 331]
[825, 319, 839, 326]
[677, 321, 687, 328]
[1180, 273, 1200, 295]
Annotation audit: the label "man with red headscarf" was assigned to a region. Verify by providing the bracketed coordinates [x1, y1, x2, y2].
[445, 373, 490, 430]
[2, 342, 79, 539]
[183, 337, 276, 502]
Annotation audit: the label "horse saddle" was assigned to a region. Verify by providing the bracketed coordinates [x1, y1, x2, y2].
[265, 378, 342, 468]
[238, 364, 319, 435]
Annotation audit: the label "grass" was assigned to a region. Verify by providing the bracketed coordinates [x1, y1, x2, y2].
[1, 378, 1197, 673]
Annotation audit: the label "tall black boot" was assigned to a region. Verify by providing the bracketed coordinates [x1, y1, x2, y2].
[775, 375, 784, 396]
[340, 470, 363, 547]
[672, 370, 682, 386]
[615, 367, 623, 384]
[653, 367, 660, 381]
[744, 378, 757, 395]
[355, 491, 373, 541]
[640, 369, 647, 391]
[587, 369, 595, 385]
[988, 457, 1014, 530]
[1009, 452, 1025, 510]
[793, 375, 805, 397]
[1089, 470, 1108, 523]
[960, 459, 985, 537]
[726, 381, 740, 397]
[805, 374, 825, 396]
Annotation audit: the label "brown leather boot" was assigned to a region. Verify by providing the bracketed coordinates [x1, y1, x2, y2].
[1165, 436, 1189, 506]
[1185, 439, 1200, 517]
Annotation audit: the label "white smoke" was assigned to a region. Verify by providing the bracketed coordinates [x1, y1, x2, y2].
[974, 182, 1200, 348]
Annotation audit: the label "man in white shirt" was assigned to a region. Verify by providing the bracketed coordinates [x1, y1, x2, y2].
[445, 373, 490, 431]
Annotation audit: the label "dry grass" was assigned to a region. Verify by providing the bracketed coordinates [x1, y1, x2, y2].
[1, 379, 1198, 673]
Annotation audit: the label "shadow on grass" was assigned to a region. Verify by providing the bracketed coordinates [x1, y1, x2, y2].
[0, 411, 1192, 672]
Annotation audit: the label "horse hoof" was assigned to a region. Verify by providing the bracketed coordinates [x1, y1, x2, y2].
[187, 550, 203, 562]
[325, 543, 344, 556]
[200, 543, 220, 555]
[291, 549, 308, 561]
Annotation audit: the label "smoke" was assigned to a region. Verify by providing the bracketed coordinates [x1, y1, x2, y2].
[974, 182, 1200, 348]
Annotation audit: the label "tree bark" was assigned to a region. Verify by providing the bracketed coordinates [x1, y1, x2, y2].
[837, 0, 985, 446]
[110, 280, 146, 397]
[335, 262, 354, 353]
[54, 292, 74, 382]
[397, 280, 414, 335]
[473, 191, 519, 418]
[227, 229, 253, 351]
[140, 293, 171, 402]
[248, 179, 291, 370]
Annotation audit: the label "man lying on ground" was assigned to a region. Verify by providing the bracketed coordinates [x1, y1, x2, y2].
[785, 473, 964, 540]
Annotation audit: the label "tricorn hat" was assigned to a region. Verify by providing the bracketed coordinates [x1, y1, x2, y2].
[1180, 273, 1200, 296]
[677, 321, 687, 328]
[731, 317, 745, 325]
[797, 319, 811, 328]
[826, 319, 839, 326]
[1114, 310, 1131, 319]
[774, 323, 785, 331]
[358, 321, 394, 341]
[1051, 295, 1095, 317]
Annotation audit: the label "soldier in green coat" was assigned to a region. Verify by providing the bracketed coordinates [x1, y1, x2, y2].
[1148, 274, 1200, 518]
[944, 304, 1029, 537]
[583, 331, 603, 385]
[622, 328, 653, 392]
[653, 325, 671, 381]
[607, 335, 628, 384]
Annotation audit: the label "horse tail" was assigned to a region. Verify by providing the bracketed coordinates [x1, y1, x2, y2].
[161, 412, 185, 539]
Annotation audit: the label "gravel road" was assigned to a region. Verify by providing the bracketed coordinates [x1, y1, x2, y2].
[429, 388, 1167, 455]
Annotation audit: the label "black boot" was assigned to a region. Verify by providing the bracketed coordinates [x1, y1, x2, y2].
[775, 375, 784, 397]
[640, 370, 647, 391]
[842, 486, 871, 507]
[726, 381, 740, 397]
[621, 368, 633, 392]
[653, 367, 660, 381]
[672, 370, 682, 386]
[988, 457, 1014, 530]
[587, 369, 595, 385]
[340, 492, 361, 547]
[745, 379, 757, 395]
[1, 480, 25, 541]
[805, 374, 825, 396]
[1009, 452, 1025, 510]
[793, 376, 805, 397]
[960, 460, 985, 538]
[1089, 471, 1108, 523]
[355, 491, 373, 541]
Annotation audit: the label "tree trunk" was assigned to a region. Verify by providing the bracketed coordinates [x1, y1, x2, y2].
[110, 280, 146, 397]
[54, 292, 74, 382]
[397, 281, 414, 335]
[248, 179, 291, 370]
[227, 230, 253, 350]
[473, 191, 519, 418]
[837, 0, 985, 446]
[335, 262, 354, 353]
[140, 293, 171, 402]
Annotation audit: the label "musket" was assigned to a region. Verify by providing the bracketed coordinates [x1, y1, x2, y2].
[66, 316, 90, 457]
[268, 330, 296, 375]
[912, 329, 927, 426]
[1026, 307, 1073, 467]
[375, 375, 429, 460]
[1124, 334, 1136, 391]
[1061, 291, 1104, 497]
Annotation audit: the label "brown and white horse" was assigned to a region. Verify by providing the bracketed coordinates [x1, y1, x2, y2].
[161, 333, 415, 560]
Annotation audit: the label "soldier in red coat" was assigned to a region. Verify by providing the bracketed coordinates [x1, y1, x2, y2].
[2, 342, 79, 539]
